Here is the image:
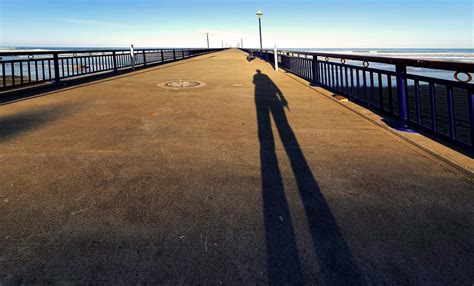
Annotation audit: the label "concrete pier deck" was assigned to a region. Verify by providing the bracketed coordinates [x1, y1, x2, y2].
[0, 49, 473, 285]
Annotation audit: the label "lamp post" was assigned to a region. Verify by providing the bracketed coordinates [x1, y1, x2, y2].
[256, 10, 263, 49]
[206, 33, 209, 49]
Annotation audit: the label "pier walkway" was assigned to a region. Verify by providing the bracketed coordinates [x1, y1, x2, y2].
[0, 49, 473, 284]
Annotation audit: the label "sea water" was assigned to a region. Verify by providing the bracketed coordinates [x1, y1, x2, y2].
[290, 48, 474, 83]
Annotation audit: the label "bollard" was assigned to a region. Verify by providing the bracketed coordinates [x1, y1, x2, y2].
[130, 44, 135, 71]
[274, 45, 278, 72]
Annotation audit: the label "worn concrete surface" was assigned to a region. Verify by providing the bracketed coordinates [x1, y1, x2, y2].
[0, 49, 473, 285]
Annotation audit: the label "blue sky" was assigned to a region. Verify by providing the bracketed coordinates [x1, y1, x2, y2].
[0, 0, 472, 48]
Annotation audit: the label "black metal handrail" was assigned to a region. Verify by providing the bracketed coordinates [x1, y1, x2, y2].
[0, 48, 223, 91]
[244, 48, 474, 153]
[259, 49, 474, 72]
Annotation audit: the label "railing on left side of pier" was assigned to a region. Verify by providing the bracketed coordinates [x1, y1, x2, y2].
[244, 48, 474, 153]
[0, 48, 223, 92]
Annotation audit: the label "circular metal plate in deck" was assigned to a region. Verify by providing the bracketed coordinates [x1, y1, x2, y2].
[158, 80, 205, 89]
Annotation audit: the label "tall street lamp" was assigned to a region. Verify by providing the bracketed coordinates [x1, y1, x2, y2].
[206, 33, 210, 49]
[256, 10, 263, 49]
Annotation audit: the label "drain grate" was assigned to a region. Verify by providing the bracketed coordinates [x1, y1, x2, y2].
[158, 80, 204, 89]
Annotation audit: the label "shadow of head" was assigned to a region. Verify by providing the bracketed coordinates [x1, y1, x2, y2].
[0, 103, 78, 142]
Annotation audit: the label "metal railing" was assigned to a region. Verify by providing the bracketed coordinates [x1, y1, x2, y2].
[0, 48, 223, 91]
[244, 49, 474, 153]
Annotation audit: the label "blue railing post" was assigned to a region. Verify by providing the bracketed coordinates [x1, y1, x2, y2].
[311, 56, 320, 86]
[160, 50, 164, 62]
[288, 53, 291, 70]
[112, 51, 117, 71]
[53, 53, 60, 83]
[142, 50, 146, 66]
[469, 90, 474, 151]
[173, 49, 176, 60]
[396, 64, 409, 129]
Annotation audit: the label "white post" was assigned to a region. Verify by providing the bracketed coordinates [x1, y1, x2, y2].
[274, 45, 278, 72]
[130, 44, 135, 71]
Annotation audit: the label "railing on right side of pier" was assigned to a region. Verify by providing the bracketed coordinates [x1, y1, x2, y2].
[244, 48, 474, 153]
[0, 48, 223, 92]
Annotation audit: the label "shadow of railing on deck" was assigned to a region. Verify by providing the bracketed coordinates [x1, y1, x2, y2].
[253, 69, 366, 285]
[0, 103, 77, 142]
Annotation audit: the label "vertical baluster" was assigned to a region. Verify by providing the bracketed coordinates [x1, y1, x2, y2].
[378, 73, 383, 110]
[19, 61, 24, 85]
[362, 69, 367, 103]
[370, 71, 375, 106]
[328, 63, 332, 87]
[41, 60, 46, 81]
[61, 58, 64, 78]
[429, 83, 437, 131]
[350, 68, 354, 96]
[323, 62, 327, 86]
[318, 61, 323, 86]
[27, 59, 31, 83]
[469, 89, 474, 150]
[356, 69, 360, 99]
[326, 63, 329, 87]
[447, 86, 456, 141]
[11, 62, 15, 86]
[325, 63, 329, 86]
[48, 59, 52, 80]
[388, 76, 393, 113]
[2, 62, 5, 87]
[307, 59, 311, 80]
[344, 66, 349, 96]
[339, 64, 344, 93]
[331, 63, 336, 88]
[414, 80, 421, 125]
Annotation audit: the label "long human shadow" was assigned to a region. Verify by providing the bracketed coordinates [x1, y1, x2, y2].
[253, 69, 365, 285]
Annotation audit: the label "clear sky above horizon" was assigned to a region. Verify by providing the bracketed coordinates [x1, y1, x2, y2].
[0, 0, 473, 49]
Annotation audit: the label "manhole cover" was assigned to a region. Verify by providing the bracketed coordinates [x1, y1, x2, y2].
[158, 80, 205, 89]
